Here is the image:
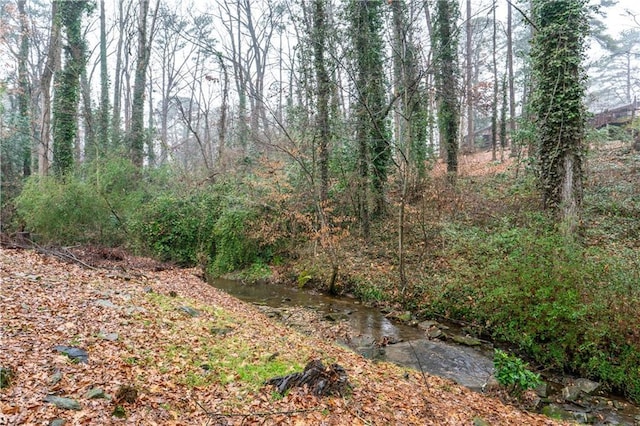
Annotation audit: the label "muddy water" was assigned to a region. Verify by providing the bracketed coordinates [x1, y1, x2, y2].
[209, 278, 640, 425]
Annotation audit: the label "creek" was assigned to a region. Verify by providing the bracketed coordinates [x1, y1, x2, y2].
[209, 277, 640, 425]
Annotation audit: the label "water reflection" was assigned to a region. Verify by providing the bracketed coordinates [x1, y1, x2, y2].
[209, 278, 423, 341]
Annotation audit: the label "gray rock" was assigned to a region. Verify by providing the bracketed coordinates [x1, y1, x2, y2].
[574, 378, 600, 395]
[449, 334, 482, 346]
[98, 331, 119, 341]
[124, 306, 146, 315]
[95, 299, 117, 309]
[324, 312, 348, 322]
[541, 404, 575, 421]
[50, 370, 63, 385]
[386, 311, 412, 322]
[426, 328, 443, 339]
[54, 346, 88, 364]
[210, 327, 234, 336]
[417, 320, 440, 331]
[535, 381, 549, 398]
[49, 419, 66, 426]
[179, 306, 200, 317]
[44, 395, 82, 410]
[384, 339, 494, 391]
[84, 387, 108, 399]
[561, 384, 582, 401]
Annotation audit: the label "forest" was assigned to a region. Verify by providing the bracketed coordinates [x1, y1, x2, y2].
[1, 0, 640, 423]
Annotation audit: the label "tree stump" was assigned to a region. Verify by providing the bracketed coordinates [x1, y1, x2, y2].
[265, 359, 350, 397]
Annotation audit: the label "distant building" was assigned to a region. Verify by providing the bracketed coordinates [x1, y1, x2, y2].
[589, 102, 639, 129]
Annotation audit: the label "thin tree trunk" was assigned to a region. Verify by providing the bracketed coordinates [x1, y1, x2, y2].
[507, 0, 516, 146]
[491, 0, 498, 161]
[111, 0, 127, 150]
[99, 0, 109, 156]
[39, 2, 61, 176]
[465, 0, 473, 151]
[81, 66, 95, 162]
[217, 55, 229, 167]
[17, 0, 31, 176]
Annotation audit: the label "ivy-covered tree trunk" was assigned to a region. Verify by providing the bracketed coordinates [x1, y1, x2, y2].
[530, 0, 588, 235]
[313, 0, 331, 203]
[129, 0, 151, 168]
[98, 0, 110, 158]
[349, 0, 390, 236]
[52, 0, 88, 177]
[433, 0, 460, 178]
[17, 0, 31, 177]
[391, 0, 427, 183]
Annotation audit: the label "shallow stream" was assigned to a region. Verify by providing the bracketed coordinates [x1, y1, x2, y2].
[209, 278, 640, 425]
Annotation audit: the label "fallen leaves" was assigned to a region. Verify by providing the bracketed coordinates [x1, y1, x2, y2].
[0, 248, 566, 425]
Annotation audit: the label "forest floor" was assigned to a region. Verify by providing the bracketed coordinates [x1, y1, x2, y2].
[0, 247, 566, 425]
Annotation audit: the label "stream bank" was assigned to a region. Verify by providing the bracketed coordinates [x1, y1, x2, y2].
[209, 277, 640, 425]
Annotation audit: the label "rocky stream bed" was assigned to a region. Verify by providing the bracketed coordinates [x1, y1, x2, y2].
[209, 278, 640, 425]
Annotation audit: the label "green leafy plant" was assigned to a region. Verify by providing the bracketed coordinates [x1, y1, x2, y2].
[129, 189, 221, 266]
[16, 175, 111, 244]
[208, 206, 260, 275]
[493, 349, 541, 395]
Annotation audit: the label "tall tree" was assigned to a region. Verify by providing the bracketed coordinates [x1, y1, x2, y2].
[464, 0, 473, 151]
[111, 0, 132, 150]
[506, 0, 516, 145]
[491, 0, 498, 161]
[129, 0, 159, 168]
[313, 0, 331, 203]
[391, 0, 427, 182]
[433, 0, 460, 177]
[530, 0, 589, 235]
[153, 5, 196, 165]
[52, 0, 88, 176]
[39, 1, 61, 176]
[17, 0, 31, 177]
[97, 0, 109, 158]
[348, 0, 390, 238]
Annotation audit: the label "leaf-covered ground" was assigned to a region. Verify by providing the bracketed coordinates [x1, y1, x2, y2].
[0, 248, 564, 425]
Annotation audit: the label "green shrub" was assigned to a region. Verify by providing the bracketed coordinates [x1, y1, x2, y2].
[208, 207, 259, 275]
[422, 219, 640, 402]
[129, 189, 222, 266]
[15, 176, 111, 244]
[493, 349, 541, 395]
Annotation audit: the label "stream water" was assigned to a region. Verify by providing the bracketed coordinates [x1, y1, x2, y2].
[209, 278, 640, 425]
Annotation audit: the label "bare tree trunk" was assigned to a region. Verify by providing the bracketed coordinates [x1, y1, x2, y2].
[216, 56, 227, 165]
[39, 2, 61, 176]
[465, 0, 473, 151]
[111, 0, 130, 150]
[491, 0, 498, 161]
[507, 0, 516, 147]
[98, 0, 109, 157]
